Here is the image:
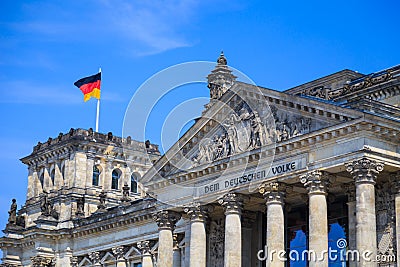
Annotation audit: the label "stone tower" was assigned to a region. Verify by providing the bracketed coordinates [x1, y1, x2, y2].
[16, 128, 160, 229]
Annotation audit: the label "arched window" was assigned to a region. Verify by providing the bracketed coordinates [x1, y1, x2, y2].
[39, 172, 44, 187]
[111, 169, 120, 190]
[50, 169, 55, 185]
[131, 174, 138, 193]
[61, 165, 65, 179]
[92, 165, 100, 186]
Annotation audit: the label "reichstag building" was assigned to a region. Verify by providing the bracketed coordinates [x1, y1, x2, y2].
[1, 53, 400, 267]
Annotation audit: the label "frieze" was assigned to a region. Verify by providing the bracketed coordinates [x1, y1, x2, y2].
[191, 102, 313, 168]
[208, 218, 225, 267]
[196, 157, 306, 196]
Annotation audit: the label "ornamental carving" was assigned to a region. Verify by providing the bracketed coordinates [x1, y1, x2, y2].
[192, 102, 276, 166]
[271, 106, 313, 142]
[153, 210, 181, 230]
[376, 181, 396, 261]
[112, 246, 126, 261]
[300, 70, 393, 100]
[209, 218, 225, 267]
[345, 157, 384, 184]
[300, 170, 331, 195]
[30, 256, 55, 267]
[184, 204, 213, 222]
[332, 71, 393, 98]
[137, 241, 151, 255]
[88, 251, 100, 265]
[259, 182, 286, 205]
[218, 193, 243, 215]
[70, 257, 78, 267]
[39, 192, 59, 220]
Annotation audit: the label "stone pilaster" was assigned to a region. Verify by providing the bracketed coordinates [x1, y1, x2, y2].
[88, 251, 101, 267]
[346, 157, 384, 267]
[112, 246, 127, 267]
[184, 204, 212, 267]
[172, 234, 181, 267]
[153, 210, 181, 267]
[300, 170, 330, 267]
[343, 183, 356, 267]
[392, 172, 400, 266]
[259, 182, 285, 267]
[137, 241, 153, 267]
[218, 193, 243, 267]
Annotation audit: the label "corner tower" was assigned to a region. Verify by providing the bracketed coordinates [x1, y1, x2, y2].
[18, 128, 160, 228]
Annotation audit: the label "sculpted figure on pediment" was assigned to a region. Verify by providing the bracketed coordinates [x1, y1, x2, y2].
[271, 106, 312, 142]
[192, 103, 274, 166]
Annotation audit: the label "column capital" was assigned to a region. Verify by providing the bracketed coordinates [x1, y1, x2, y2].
[153, 210, 181, 230]
[137, 241, 151, 255]
[258, 182, 286, 205]
[300, 170, 331, 195]
[184, 203, 213, 222]
[218, 192, 243, 215]
[88, 251, 101, 265]
[112, 246, 126, 261]
[31, 255, 55, 267]
[345, 157, 384, 184]
[70, 256, 79, 267]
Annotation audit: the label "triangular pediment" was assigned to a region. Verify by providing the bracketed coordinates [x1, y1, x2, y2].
[142, 81, 363, 186]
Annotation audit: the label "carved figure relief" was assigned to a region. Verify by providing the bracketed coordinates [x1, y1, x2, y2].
[39, 191, 59, 220]
[375, 182, 396, 262]
[209, 218, 225, 267]
[192, 102, 312, 166]
[271, 106, 311, 142]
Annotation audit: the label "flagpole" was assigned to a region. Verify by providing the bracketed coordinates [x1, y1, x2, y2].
[95, 67, 101, 132]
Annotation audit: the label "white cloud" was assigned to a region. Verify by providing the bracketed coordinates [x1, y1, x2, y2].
[8, 0, 199, 56]
[98, 0, 197, 55]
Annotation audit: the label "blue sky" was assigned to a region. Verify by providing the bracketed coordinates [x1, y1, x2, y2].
[1, 0, 400, 240]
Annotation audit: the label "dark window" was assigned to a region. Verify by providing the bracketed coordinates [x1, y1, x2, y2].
[50, 169, 55, 185]
[131, 174, 138, 193]
[111, 169, 120, 190]
[61, 165, 65, 179]
[92, 165, 100, 186]
[39, 172, 44, 187]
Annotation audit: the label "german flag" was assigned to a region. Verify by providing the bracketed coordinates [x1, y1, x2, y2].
[74, 72, 101, 102]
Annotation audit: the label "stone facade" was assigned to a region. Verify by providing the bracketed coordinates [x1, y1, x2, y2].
[1, 53, 400, 266]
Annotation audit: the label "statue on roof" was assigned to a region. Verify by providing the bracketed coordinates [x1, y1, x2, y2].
[8, 199, 17, 225]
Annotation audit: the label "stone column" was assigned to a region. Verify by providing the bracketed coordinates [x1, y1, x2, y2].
[300, 170, 330, 267]
[173, 234, 181, 267]
[88, 251, 101, 267]
[112, 246, 127, 267]
[346, 157, 384, 266]
[344, 184, 356, 267]
[137, 241, 153, 267]
[153, 210, 181, 267]
[259, 182, 285, 267]
[218, 193, 243, 267]
[184, 204, 211, 267]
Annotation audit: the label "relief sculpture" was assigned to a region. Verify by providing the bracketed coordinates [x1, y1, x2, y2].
[376, 182, 396, 263]
[192, 103, 312, 166]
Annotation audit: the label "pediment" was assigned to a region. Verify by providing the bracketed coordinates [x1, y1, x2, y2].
[142, 81, 362, 185]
